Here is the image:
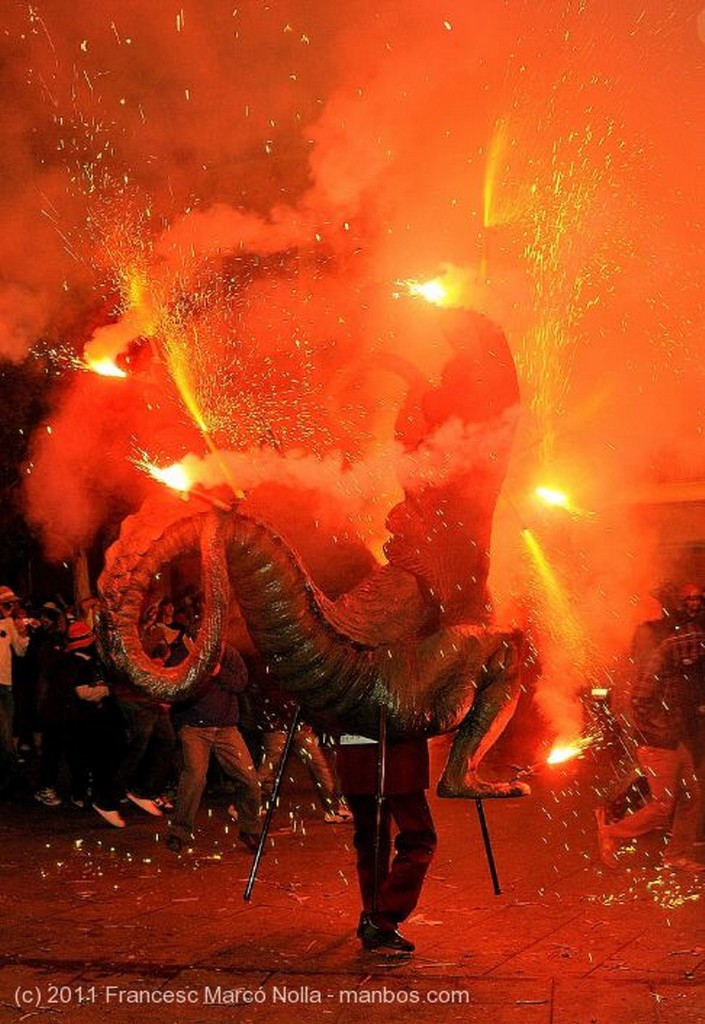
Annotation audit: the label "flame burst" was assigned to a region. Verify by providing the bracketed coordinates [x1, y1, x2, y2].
[83, 356, 127, 378]
[521, 528, 586, 658]
[521, 526, 594, 738]
[406, 278, 449, 305]
[400, 264, 471, 308]
[88, 230, 246, 499]
[483, 116, 510, 230]
[534, 484, 594, 518]
[546, 736, 593, 764]
[134, 456, 193, 493]
[535, 485, 569, 509]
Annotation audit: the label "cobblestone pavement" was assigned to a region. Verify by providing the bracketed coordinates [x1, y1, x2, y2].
[1, 741, 703, 1024]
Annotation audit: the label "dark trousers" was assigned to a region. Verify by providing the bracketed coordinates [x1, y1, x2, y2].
[38, 720, 66, 789]
[0, 687, 15, 792]
[66, 705, 125, 811]
[116, 702, 176, 798]
[170, 725, 261, 840]
[346, 791, 436, 930]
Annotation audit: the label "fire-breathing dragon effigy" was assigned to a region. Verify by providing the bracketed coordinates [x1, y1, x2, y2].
[97, 308, 530, 799]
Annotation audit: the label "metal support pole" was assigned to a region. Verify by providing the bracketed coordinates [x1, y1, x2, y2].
[243, 705, 302, 901]
[371, 703, 388, 913]
[475, 798, 502, 895]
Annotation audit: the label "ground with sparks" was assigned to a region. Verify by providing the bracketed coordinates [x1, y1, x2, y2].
[1, 741, 702, 1024]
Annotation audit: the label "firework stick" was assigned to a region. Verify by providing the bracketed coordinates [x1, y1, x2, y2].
[191, 486, 234, 512]
[475, 798, 502, 896]
[372, 703, 388, 913]
[243, 705, 302, 901]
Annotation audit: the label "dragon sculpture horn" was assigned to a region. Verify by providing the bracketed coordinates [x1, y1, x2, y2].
[97, 499, 529, 799]
[99, 501, 386, 726]
[97, 507, 229, 700]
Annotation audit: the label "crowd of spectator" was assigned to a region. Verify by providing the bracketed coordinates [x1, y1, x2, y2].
[4, 576, 704, 877]
[0, 584, 352, 846]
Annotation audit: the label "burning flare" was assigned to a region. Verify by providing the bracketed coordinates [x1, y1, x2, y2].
[83, 356, 127, 379]
[546, 736, 594, 764]
[535, 485, 569, 509]
[406, 277, 449, 305]
[398, 264, 471, 308]
[132, 454, 236, 510]
[534, 484, 594, 519]
[134, 456, 193, 493]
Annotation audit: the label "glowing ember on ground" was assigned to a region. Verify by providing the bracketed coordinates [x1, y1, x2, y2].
[83, 356, 127, 379]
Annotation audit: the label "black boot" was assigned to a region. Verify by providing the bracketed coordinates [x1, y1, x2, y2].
[357, 914, 414, 954]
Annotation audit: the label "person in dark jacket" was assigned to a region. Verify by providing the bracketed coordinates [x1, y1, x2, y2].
[667, 583, 705, 771]
[166, 644, 261, 853]
[0, 585, 29, 794]
[596, 595, 704, 873]
[33, 602, 69, 806]
[58, 621, 126, 827]
[336, 733, 437, 954]
[629, 582, 681, 677]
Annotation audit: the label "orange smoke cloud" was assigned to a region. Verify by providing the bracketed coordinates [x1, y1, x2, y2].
[2, 1, 703, 746]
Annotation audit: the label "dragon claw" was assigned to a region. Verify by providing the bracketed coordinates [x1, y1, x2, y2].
[436, 778, 531, 799]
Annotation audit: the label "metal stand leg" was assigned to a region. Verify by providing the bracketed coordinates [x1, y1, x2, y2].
[475, 798, 502, 895]
[371, 703, 388, 913]
[243, 705, 301, 901]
